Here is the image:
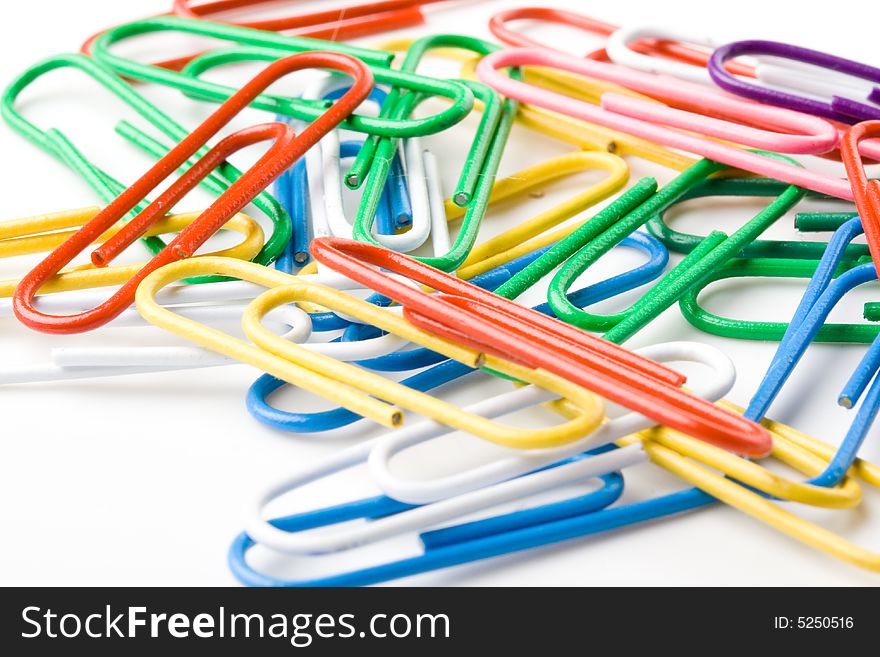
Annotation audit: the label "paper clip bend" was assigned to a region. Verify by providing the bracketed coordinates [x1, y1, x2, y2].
[679, 260, 878, 344]
[13, 52, 373, 334]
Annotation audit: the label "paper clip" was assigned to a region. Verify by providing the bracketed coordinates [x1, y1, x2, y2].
[293, 133, 629, 283]
[12, 52, 373, 334]
[309, 237, 771, 455]
[230, 454, 629, 586]
[1, 53, 290, 270]
[290, 148, 629, 327]
[475, 48, 872, 200]
[0, 301, 406, 386]
[484, 155, 800, 345]
[450, 151, 629, 278]
[312, 82, 412, 228]
[224, 219, 877, 579]
[625, 357, 880, 574]
[557, 396, 880, 574]
[678, 213, 877, 343]
[606, 224, 880, 572]
[746, 222, 878, 418]
[614, 37, 880, 162]
[271, 83, 408, 267]
[137, 256, 607, 449]
[241, 229, 880, 582]
[228, 395, 868, 585]
[346, 35, 503, 202]
[242, 393, 648, 555]
[679, 259, 878, 343]
[89, 17, 476, 139]
[177, 35, 500, 270]
[497, 212, 880, 573]
[634, 431, 880, 573]
[246, 231, 667, 433]
[0, 210, 409, 383]
[709, 40, 880, 124]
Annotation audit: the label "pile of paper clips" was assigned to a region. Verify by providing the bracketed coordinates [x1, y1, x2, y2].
[4, 1, 880, 586]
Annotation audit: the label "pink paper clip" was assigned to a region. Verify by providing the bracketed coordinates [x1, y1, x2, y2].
[477, 47, 878, 200]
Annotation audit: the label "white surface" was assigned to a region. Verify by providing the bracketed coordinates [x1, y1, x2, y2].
[0, 0, 879, 586]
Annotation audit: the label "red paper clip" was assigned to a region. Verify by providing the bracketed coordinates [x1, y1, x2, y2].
[13, 52, 373, 335]
[81, 0, 436, 72]
[842, 121, 880, 271]
[171, 0, 446, 32]
[310, 237, 772, 457]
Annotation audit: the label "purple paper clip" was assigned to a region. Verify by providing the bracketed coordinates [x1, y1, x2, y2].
[709, 40, 880, 124]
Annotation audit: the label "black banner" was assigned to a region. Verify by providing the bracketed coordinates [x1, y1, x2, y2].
[0, 586, 875, 654]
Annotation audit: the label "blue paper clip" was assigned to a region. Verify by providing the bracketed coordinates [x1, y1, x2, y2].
[745, 216, 880, 485]
[229, 450, 627, 587]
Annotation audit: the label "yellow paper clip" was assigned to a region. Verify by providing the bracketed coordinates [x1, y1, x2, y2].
[136, 256, 606, 450]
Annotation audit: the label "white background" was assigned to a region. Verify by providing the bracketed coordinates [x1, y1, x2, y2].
[1, 0, 879, 586]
